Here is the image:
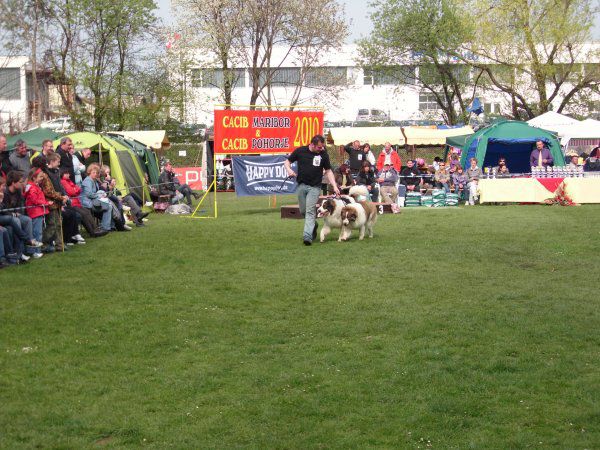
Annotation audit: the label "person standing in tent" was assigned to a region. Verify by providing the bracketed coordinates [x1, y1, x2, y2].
[530, 140, 553, 168]
[285, 135, 340, 246]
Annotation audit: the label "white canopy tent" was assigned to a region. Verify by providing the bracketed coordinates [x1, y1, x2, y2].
[527, 111, 580, 134]
[402, 126, 474, 146]
[327, 127, 405, 146]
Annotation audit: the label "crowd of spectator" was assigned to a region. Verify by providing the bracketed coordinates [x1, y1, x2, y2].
[0, 134, 195, 269]
[325, 140, 599, 208]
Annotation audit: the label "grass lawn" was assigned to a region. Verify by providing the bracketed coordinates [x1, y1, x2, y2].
[1, 194, 599, 448]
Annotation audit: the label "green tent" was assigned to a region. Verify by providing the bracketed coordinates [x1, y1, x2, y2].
[7, 128, 61, 151]
[452, 120, 564, 173]
[446, 133, 472, 149]
[107, 133, 160, 186]
[55, 132, 151, 201]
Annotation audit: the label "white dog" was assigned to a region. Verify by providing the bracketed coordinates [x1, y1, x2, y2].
[316, 195, 355, 242]
[339, 200, 378, 241]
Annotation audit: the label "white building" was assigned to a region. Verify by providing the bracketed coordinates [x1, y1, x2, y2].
[0, 56, 29, 133]
[184, 43, 600, 125]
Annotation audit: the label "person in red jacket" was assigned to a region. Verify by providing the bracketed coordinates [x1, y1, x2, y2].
[24, 168, 51, 258]
[60, 168, 107, 239]
[376, 142, 401, 172]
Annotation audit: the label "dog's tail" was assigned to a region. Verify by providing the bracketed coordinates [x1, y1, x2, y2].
[348, 185, 370, 202]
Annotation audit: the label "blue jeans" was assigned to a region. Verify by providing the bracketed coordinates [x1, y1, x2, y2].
[31, 216, 43, 255]
[0, 214, 33, 255]
[297, 183, 321, 242]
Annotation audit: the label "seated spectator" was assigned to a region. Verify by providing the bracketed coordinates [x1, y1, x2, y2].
[432, 156, 442, 172]
[452, 166, 468, 201]
[330, 164, 353, 195]
[0, 224, 17, 268]
[24, 168, 51, 258]
[355, 160, 379, 202]
[60, 168, 107, 238]
[81, 164, 113, 233]
[376, 142, 401, 172]
[584, 147, 600, 172]
[0, 170, 43, 261]
[492, 157, 509, 175]
[73, 148, 91, 185]
[449, 152, 461, 174]
[377, 163, 399, 209]
[496, 165, 511, 178]
[466, 157, 483, 205]
[159, 161, 199, 205]
[10, 140, 32, 173]
[400, 160, 421, 193]
[98, 165, 130, 231]
[434, 161, 451, 193]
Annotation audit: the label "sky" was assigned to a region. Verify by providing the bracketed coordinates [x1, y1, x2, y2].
[155, 0, 375, 43]
[155, 0, 600, 41]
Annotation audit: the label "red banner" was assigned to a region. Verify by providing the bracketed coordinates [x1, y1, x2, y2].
[214, 109, 324, 155]
[173, 167, 203, 191]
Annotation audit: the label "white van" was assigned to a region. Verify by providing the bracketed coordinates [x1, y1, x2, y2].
[355, 109, 389, 122]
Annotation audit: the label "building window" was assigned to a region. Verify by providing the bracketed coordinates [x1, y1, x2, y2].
[305, 67, 347, 87]
[365, 66, 416, 86]
[0, 68, 21, 100]
[270, 68, 301, 87]
[484, 102, 500, 114]
[419, 91, 441, 111]
[191, 68, 246, 88]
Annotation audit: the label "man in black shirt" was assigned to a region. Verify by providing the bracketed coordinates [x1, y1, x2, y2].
[343, 140, 363, 175]
[285, 135, 339, 246]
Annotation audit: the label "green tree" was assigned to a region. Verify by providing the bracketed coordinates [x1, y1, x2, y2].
[457, 0, 599, 118]
[360, 0, 480, 125]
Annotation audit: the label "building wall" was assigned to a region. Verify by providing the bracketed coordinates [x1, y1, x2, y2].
[185, 44, 600, 125]
[0, 56, 28, 133]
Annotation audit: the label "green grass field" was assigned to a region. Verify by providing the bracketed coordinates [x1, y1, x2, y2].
[1, 194, 599, 448]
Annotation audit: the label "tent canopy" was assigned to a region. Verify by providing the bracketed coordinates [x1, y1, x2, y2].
[527, 111, 580, 134]
[110, 130, 170, 151]
[403, 125, 473, 146]
[327, 127, 405, 146]
[7, 128, 61, 151]
[56, 132, 150, 201]
[446, 133, 472, 149]
[458, 120, 564, 173]
[108, 133, 160, 186]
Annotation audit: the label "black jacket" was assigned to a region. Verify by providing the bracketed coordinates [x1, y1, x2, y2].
[57, 148, 75, 180]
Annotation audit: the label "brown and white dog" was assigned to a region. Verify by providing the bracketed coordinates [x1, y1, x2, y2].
[316, 195, 356, 242]
[339, 200, 378, 241]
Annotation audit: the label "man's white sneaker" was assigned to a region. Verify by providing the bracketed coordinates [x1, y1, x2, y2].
[145, 201, 154, 207]
[20, 254, 30, 261]
[32, 252, 43, 258]
[73, 234, 85, 242]
[123, 224, 132, 231]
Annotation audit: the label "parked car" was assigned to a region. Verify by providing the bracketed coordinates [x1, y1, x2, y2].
[38, 117, 72, 133]
[355, 109, 390, 122]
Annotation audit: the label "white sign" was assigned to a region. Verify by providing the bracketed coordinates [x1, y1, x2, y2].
[178, 150, 187, 157]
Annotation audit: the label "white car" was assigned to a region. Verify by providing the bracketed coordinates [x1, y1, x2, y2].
[355, 109, 389, 122]
[39, 117, 72, 133]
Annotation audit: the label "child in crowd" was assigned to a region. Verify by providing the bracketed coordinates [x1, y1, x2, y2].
[452, 165, 468, 201]
[24, 168, 51, 258]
